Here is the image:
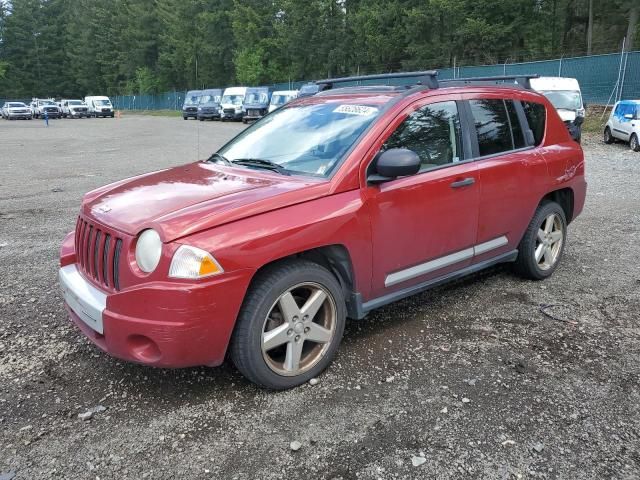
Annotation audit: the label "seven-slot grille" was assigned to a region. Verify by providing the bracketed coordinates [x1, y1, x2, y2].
[75, 217, 123, 291]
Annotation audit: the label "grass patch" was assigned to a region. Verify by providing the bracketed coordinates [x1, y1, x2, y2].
[582, 112, 607, 135]
[120, 109, 183, 117]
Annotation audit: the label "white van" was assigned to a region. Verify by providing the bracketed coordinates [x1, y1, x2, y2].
[84, 96, 114, 118]
[220, 87, 247, 121]
[268, 90, 298, 113]
[530, 77, 584, 142]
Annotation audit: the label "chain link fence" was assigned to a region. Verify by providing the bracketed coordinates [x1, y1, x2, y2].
[4, 52, 636, 110]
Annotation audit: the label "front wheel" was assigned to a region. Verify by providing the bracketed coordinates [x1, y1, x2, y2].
[514, 201, 567, 280]
[630, 133, 640, 152]
[230, 260, 346, 390]
[604, 127, 614, 144]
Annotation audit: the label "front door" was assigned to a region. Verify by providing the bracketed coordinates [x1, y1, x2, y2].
[364, 99, 480, 298]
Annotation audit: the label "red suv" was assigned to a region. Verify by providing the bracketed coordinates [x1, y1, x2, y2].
[59, 72, 586, 389]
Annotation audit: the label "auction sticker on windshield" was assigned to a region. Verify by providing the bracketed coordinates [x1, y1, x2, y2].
[333, 105, 379, 116]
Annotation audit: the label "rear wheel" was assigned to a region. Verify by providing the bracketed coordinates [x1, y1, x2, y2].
[630, 133, 640, 152]
[230, 260, 346, 390]
[603, 127, 614, 144]
[514, 201, 567, 280]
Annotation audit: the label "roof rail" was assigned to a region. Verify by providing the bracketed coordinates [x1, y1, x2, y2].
[440, 74, 539, 89]
[315, 70, 439, 90]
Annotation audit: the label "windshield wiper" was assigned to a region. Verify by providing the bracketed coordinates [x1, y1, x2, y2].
[206, 152, 232, 166]
[231, 158, 291, 176]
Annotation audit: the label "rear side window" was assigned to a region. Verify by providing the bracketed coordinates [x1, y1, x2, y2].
[506, 101, 525, 149]
[469, 99, 513, 156]
[522, 101, 546, 146]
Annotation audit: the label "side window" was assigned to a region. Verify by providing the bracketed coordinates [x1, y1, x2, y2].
[522, 101, 546, 146]
[382, 101, 463, 172]
[469, 99, 513, 156]
[506, 101, 525, 149]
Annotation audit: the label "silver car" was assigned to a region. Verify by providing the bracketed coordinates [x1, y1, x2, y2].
[2, 102, 33, 120]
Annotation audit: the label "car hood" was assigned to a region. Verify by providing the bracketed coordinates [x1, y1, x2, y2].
[82, 162, 327, 242]
[243, 103, 268, 109]
[557, 109, 577, 122]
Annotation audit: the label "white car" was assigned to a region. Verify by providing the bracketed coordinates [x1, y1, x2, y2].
[604, 100, 640, 152]
[61, 99, 89, 118]
[220, 87, 247, 121]
[2, 102, 33, 120]
[31, 98, 62, 119]
[268, 90, 298, 112]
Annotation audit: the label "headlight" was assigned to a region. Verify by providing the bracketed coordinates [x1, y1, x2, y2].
[169, 245, 223, 279]
[135, 229, 162, 273]
[198, 107, 202, 111]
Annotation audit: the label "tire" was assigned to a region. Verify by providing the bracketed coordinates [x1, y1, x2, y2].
[604, 127, 614, 144]
[514, 201, 567, 280]
[183, 116, 188, 120]
[630, 133, 640, 152]
[230, 259, 346, 390]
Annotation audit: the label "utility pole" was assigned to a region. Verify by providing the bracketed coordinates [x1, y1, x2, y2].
[587, 0, 593, 55]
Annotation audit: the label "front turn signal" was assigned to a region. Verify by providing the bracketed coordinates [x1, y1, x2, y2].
[169, 245, 224, 279]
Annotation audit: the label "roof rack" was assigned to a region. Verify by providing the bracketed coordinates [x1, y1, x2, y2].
[439, 74, 539, 89]
[313, 71, 538, 91]
[315, 70, 439, 90]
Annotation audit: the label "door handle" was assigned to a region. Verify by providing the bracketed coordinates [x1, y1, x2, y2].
[450, 177, 475, 188]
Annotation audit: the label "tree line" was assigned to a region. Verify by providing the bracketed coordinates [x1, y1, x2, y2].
[0, 0, 637, 98]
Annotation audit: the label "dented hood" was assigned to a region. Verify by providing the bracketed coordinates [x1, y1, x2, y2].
[82, 162, 327, 242]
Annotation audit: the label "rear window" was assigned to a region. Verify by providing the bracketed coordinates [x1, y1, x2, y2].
[522, 102, 546, 146]
[469, 99, 513, 156]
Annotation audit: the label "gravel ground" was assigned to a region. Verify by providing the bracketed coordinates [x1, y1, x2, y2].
[1, 116, 639, 479]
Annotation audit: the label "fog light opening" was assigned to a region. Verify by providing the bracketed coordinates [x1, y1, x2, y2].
[127, 335, 161, 363]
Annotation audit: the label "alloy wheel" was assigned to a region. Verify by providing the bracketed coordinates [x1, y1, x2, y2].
[535, 213, 564, 271]
[261, 282, 336, 376]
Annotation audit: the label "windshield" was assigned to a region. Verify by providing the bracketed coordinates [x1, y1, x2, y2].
[68, 100, 83, 105]
[9, 103, 26, 107]
[200, 95, 220, 104]
[216, 102, 380, 177]
[95, 99, 111, 106]
[184, 95, 200, 105]
[41, 100, 55, 105]
[245, 92, 269, 104]
[540, 90, 582, 111]
[270, 94, 294, 106]
[221, 94, 244, 106]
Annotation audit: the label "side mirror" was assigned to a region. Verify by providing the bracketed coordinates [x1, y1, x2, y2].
[368, 148, 421, 184]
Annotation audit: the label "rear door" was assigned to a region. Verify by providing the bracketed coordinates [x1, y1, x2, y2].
[461, 95, 549, 262]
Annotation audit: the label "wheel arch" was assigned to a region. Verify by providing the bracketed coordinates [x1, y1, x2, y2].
[248, 244, 361, 319]
[540, 187, 575, 224]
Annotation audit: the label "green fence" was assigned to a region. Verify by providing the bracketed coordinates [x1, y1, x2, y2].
[2, 51, 638, 110]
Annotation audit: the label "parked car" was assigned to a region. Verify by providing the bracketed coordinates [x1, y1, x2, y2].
[59, 72, 586, 390]
[220, 87, 247, 121]
[604, 100, 640, 151]
[31, 98, 61, 119]
[1, 101, 32, 120]
[268, 90, 298, 112]
[85, 96, 115, 118]
[197, 89, 223, 121]
[298, 82, 321, 98]
[61, 99, 89, 118]
[530, 77, 584, 143]
[182, 90, 203, 120]
[242, 87, 272, 123]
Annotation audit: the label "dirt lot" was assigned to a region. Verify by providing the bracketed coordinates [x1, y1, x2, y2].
[1, 115, 639, 479]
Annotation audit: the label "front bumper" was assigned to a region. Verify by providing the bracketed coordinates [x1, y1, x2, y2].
[198, 111, 221, 119]
[8, 112, 32, 119]
[222, 110, 243, 120]
[59, 252, 253, 368]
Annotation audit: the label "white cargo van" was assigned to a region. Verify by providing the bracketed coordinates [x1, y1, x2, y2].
[85, 96, 114, 118]
[220, 87, 247, 121]
[530, 77, 584, 142]
[268, 90, 298, 112]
